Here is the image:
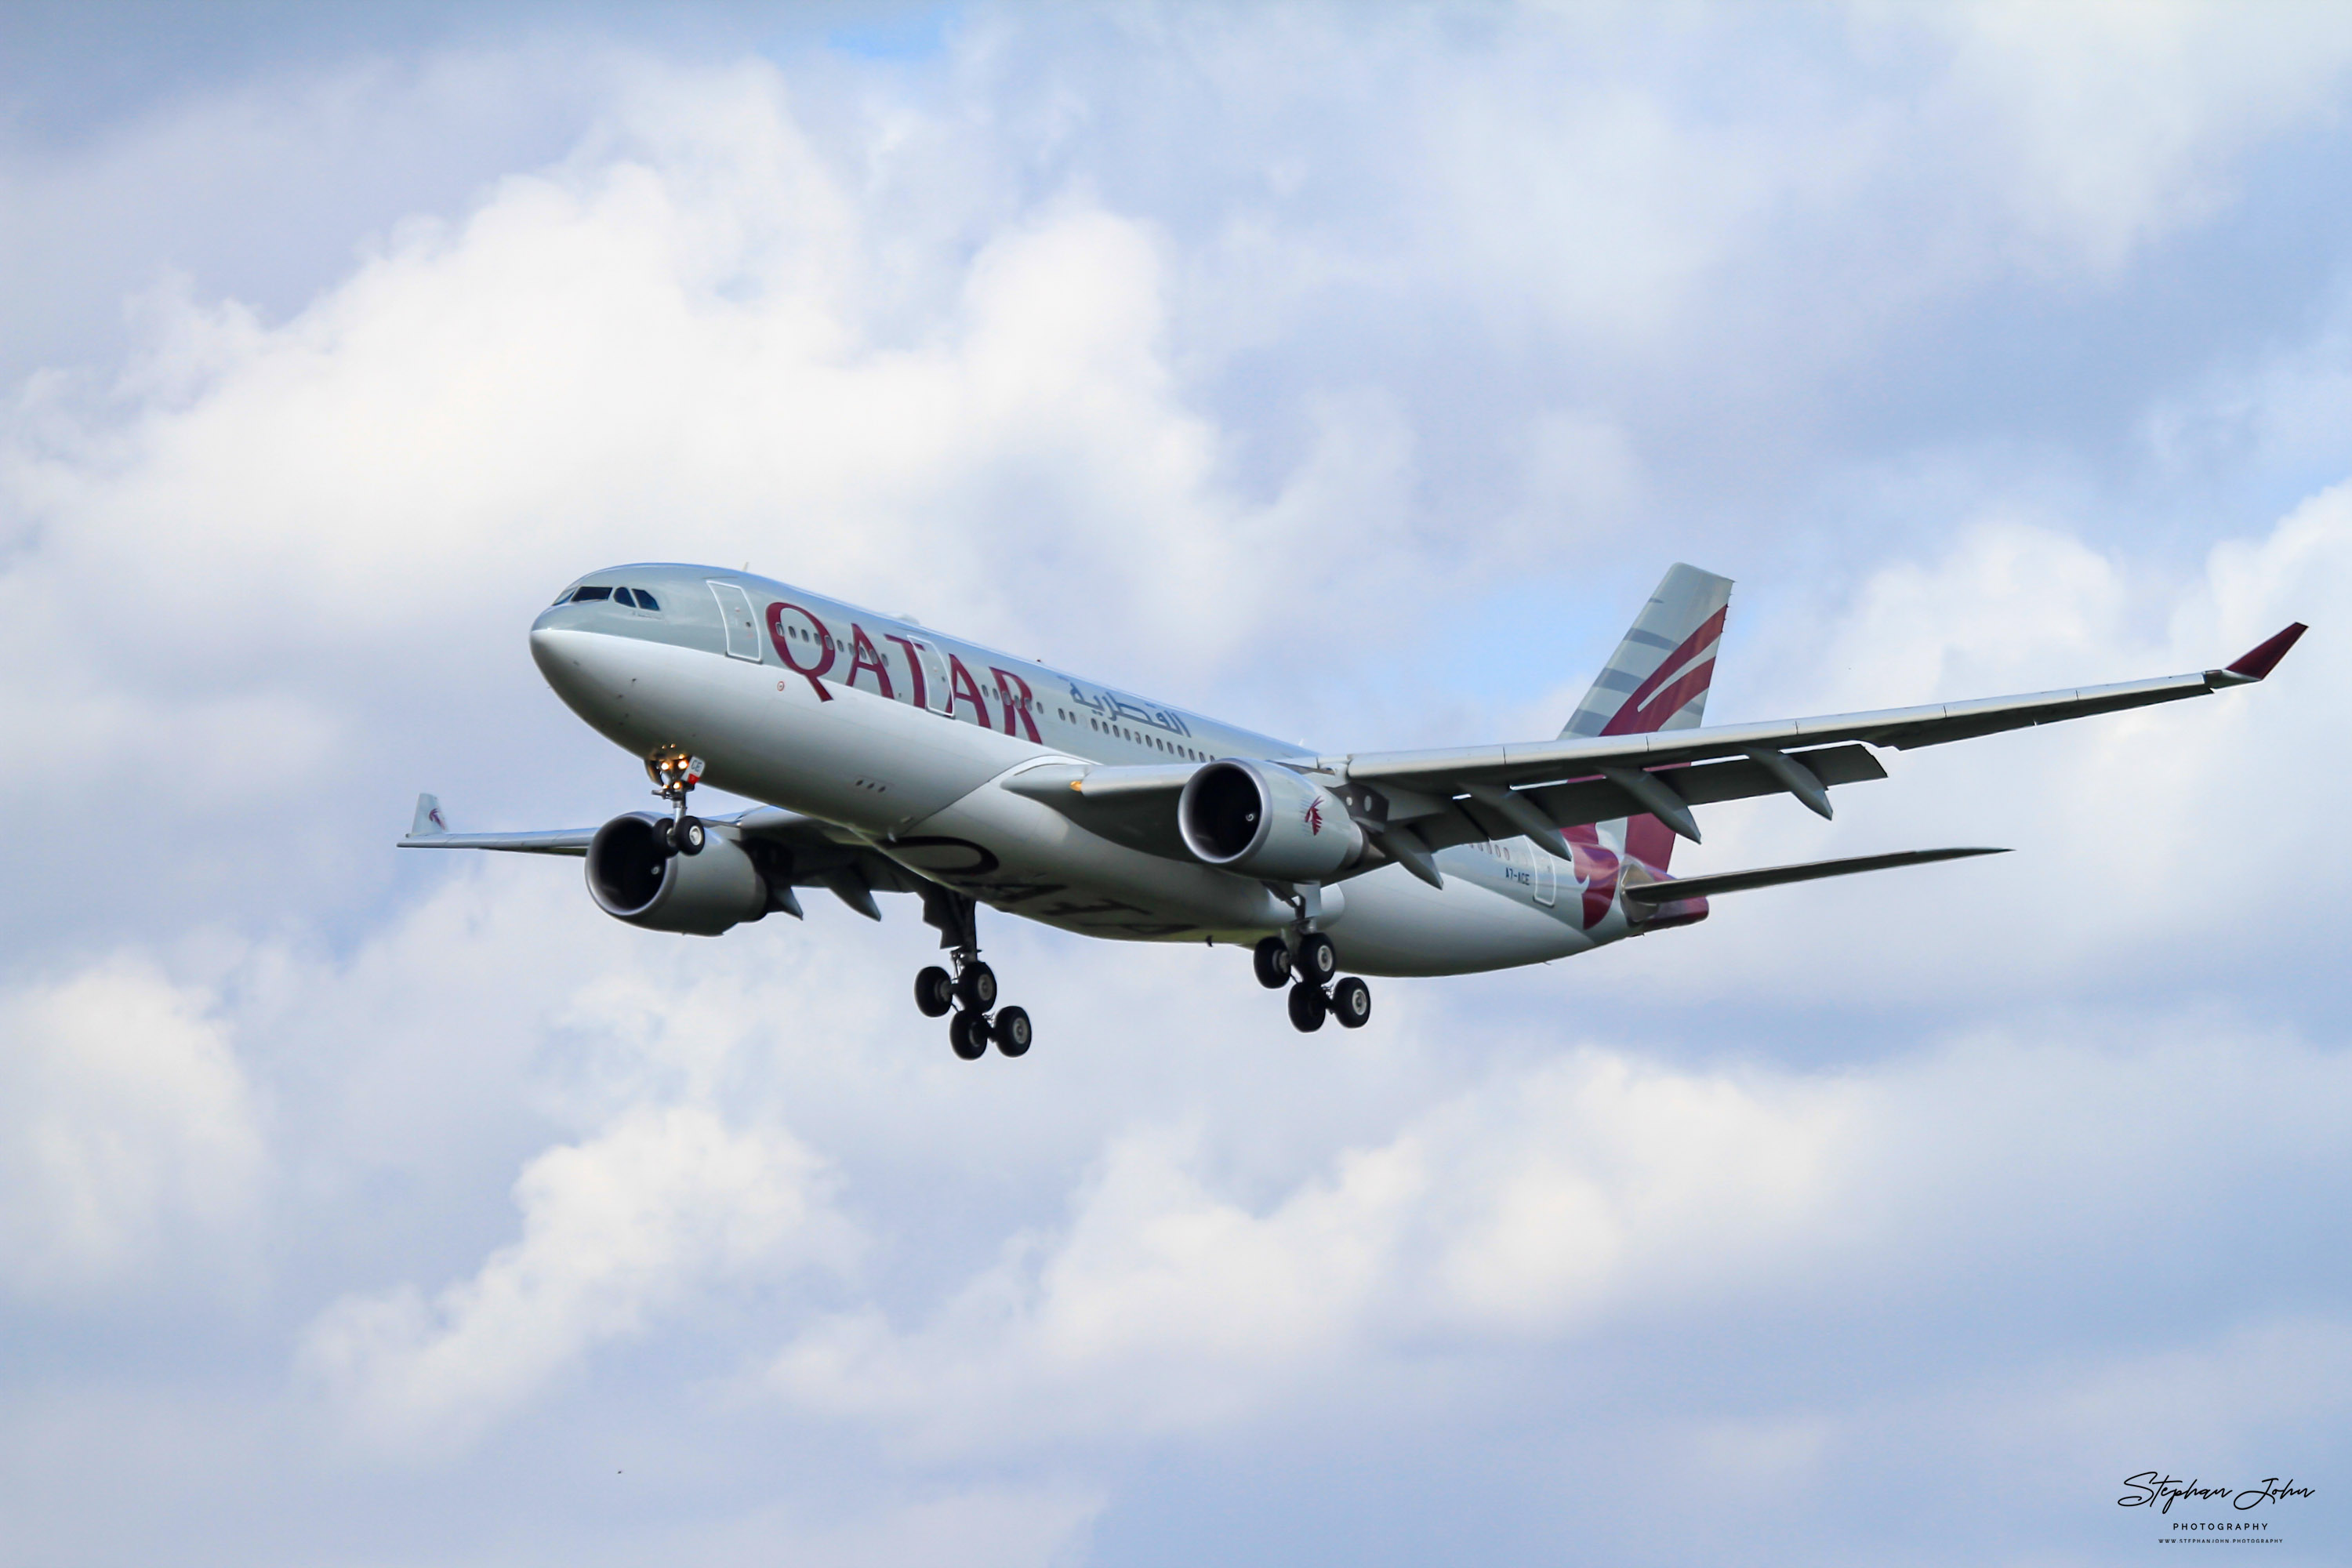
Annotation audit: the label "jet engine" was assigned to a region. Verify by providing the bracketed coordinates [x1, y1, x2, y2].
[586, 813, 770, 935]
[1178, 760, 1365, 881]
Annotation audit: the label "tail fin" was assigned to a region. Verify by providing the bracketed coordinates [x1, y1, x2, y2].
[1562, 564, 1733, 875]
[409, 793, 449, 839]
[1561, 563, 1733, 739]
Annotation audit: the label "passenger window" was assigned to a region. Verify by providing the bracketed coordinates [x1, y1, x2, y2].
[571, 586, 612, 602]
[633, 590, 659, 611]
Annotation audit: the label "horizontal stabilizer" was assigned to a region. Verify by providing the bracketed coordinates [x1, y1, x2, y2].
[1621, 846, 2008, 905]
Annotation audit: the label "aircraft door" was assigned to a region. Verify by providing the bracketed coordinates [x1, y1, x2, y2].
[1533, 842, 1555, 907]
[913, 640, 951, 712]
[707, 581, 762, 661]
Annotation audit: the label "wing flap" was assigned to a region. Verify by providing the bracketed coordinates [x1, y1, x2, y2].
[731, 808, 934, 896]
[1402, 744, 1886, 855]
[1524, 743, 1886, 828]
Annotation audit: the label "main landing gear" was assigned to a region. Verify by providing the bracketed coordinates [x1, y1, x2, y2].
[645, 748, 707, 856]
[916, 888, 1033, 1060]
[1255, 933, 1370, 1033]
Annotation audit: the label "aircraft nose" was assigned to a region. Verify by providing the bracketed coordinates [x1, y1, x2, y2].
[528, 621, 568, 680]
[529, 622, 637, 715]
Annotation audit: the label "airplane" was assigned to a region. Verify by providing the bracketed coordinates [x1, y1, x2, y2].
[402, 562, 2305, 1060]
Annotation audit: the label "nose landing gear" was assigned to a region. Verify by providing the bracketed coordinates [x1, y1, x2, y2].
[645, 748, 707, 856]
[1255, 931, 1370, 1033]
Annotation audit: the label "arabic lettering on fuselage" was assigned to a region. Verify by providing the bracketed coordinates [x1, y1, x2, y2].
[1065, 683, 1193, 738]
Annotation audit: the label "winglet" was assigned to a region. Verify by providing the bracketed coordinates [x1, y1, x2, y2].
[409, 793, 449, 839]
[2221, 622, 2307, 682]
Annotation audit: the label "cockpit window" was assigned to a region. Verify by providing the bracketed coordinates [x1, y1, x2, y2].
[571, 586, 612, 602]
[630, 590, 659, 611]
[613, 587, 638, 608]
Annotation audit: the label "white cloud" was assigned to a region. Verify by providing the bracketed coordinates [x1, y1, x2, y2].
[1900, 0, 2352, 272]
[303, 1102, 850, 1453]
[0, 960, 263, 1295]
[767, 1009, 2352, 1475]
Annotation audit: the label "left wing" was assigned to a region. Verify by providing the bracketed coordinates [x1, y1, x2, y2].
[999, 623, 2305, 871]
[1332, 623, 2306, 811]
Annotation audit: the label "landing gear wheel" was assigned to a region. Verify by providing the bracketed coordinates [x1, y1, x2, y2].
[1287, 980, 1328, 1033]
[956, 961, 998, 1011]
[993, 1006, 1033, 1058]
[1295, 931, 1338, 984]
[673, 815, 705, 855]
[1252, 936, 1292, 989]
[949, 1010, 988, 1060]
[914, 966, 954, 1018]
[1330, 976, 1371, 1029]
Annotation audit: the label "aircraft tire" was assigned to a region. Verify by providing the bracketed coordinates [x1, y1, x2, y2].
[676, 816, 706, 855]
[949, 1011, 988, 1060]
[914, 966, 954, 1018]
[1331, 977, 1371, 1029]
[993, 1006, 1033, 1057]
[1296, 932, 1338, 984]
[956, 962, 998, 1011]
[1287, 980, 1327, 1033]
[1252, 936, 1292, 989]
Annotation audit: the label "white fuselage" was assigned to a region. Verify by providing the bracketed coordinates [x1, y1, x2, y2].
[530, 566, 1635, 977]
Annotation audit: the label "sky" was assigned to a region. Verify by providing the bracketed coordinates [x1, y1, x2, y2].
[2, 2, 2349, 1563]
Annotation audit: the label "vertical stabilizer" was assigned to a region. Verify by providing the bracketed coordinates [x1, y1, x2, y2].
[1561, 564, 1733, 739]
[1560, 564, 1733, 875]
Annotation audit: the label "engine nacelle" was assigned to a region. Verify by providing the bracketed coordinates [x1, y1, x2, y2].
[1178, 760, 1365, 881]
[586, 814, 770, 936]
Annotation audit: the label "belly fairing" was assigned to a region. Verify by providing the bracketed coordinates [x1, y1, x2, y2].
[1319, 858, 1604, 977]
[887, 775, 1293, 940]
